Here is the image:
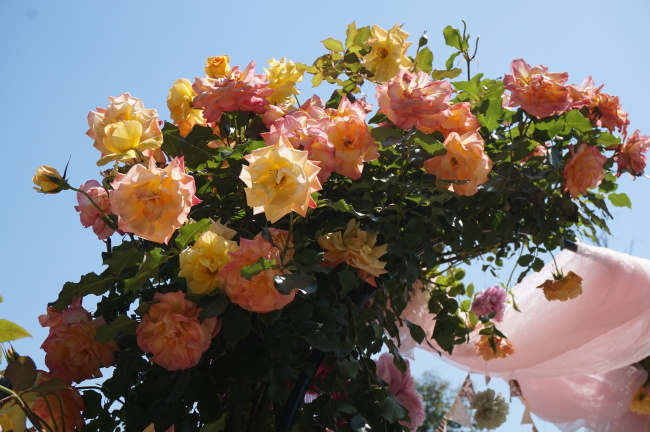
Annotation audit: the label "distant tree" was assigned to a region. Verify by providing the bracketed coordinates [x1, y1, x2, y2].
[416, 371, 476, 432]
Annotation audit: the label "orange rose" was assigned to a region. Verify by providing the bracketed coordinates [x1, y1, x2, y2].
[475, 335, 515, 361]
[326, 115, 378, 180]
[39, 298, 117, 384]
[110, 157, 199, 244]
[136, 291, 219, 371]
[423, 132, 493, 196]
[418, 102, 481, 137]
[220, 234, 296, 313]
[204, 55, 231, 78]
[32, 373, 85, 432]
[617, 130, 650, 175]
[537, 271, 583, 301]
[562, 144, 606, 198]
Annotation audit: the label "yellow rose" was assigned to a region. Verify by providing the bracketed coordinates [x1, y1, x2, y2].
[537, 271, 583, 301]
[32, 165, 66, 194]
[362, 24, 413, 82]
[240, 135, 322, 223]
[205, 55, 231, 79]
[631, 386, 650, 415]
[179, 230, 239, 295]
[265, 57, 306, 105]
[86, 93, 163, 166]
[167, 78, 206, 137]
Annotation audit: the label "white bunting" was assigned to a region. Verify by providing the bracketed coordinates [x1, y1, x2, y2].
[446, 396, 473, 428]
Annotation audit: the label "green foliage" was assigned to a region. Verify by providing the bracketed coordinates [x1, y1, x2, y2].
[0, 319, 30, 343]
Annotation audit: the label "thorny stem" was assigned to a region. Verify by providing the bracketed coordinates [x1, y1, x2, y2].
[69, 186, 117, 230]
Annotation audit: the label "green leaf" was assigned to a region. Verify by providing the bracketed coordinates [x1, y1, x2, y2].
[379, 394, 406, 423]
[123, 249, 166, 292]
[201, 415, 227, 432]
[223, 307, 251, 346]
[432, 68, 462, 80]
[161, 123, 219, 170]
[32, 378, 70, 395]
[274, 273, 317, 295]
[95, 315, 137, 343]
[412, 131, 445, 155]
[322, 38, 344, 52]
[414, 47, 433, 74]
[452, 81, 480, 101]
[337, 359, 360, 379]
[5, 356, 37, 392]
[609, 192, 632, 208]
[175, 219, 212, 250]
[240, 257, 279, 280]
[197, 294, 230, 319]
[562, 110, 593, 133]
[0, 319, 30, 343]
[51, 273, 115, 310]
[442, 26, 466, 51]
[345, 22, 358, 48]
[405, 320, 425, 344]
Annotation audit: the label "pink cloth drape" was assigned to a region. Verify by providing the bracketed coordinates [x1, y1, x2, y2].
[401, 243, 650, 431]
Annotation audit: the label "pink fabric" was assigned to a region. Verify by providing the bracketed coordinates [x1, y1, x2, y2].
[400, 243, 650, 431]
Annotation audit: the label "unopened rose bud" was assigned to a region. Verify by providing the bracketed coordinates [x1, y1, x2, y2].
[33, 165, 67, 194]
[418, 31, 428, 48]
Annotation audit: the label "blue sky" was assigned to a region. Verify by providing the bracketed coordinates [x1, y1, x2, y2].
[2, 0, 649, 430]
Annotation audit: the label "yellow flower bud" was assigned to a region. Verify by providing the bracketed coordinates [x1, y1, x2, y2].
[32, 165, 65, 194]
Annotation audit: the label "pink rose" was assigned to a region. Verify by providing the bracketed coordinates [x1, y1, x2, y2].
[570, 77, 629, 133]
[193, 61, 274, 123]
[220, 234, 296, 313]
[423, 132, 493, 196]
[39, 298, 117, 384]
[74, 180, 117, 240]
[617, 130, 650, 175]
[562, 144, 607, 198]
[375, 354, 425, 430]
[504, 59, 572, 118]
[110, 157, 199, 244]
[470, 286, 508, 322]
[376, 69, 452, 131]
[136, 291, 219, 371]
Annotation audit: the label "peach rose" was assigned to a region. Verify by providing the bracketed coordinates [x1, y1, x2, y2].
[178, 229, 239, 295]
[475, 335, 515, 361]
[317, 219, 388, 286]
[220, 234, 296, 313]
[74, 180, 117, 240]
[136, 291, 219, 371]
[167, 78, 206, 137]
[193, 61, 274, 123]
[204, 55, 231, 78]
[268, 228, 295, 265]
[326, 114, 378, 180]
[562, 144, 606, 198]
[376, 69, 452, 131]
[240, 135, 322, 223]
[362, 24, 413, 82]
[537, 271, 583, 301]
[33, 165, 66, 194]
[39, 298, 117, 384]
[503, 59, 571, 119]
[423, 132, 493, 196]
[110, 157, 199, 244]
[418, 102, 481, 137]
[571, 77, 629, 133]
[617, 130, 650, 175]
[32, 372, 85, 432]
[265, 57, 306, 105]
[86, 93, 163, 166]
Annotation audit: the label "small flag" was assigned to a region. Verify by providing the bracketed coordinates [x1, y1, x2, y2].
[436, 418, 447, 432]
[446, 396, 473, 428]
[521, 403, 533, 425]
[458, 374, 476, 402]
[509, 379, 523, 398]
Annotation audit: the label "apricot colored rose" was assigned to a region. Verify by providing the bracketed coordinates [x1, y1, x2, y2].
[32, 372, 85, 432]
[179, 230, 239, 295]
[193, 61, 274, 123]
[562, 144, 606, 198]
[167, 78, 206, 137]
[362, 24, 413, 82]
[204, 55, 231, 79]
[39, 298, 117, 384]
[240, 136, 321, 223]
[33, 165, 65, 194]
[504, 59, 571, 119]
[220, 234, 296, 313]
[136, 291, 219, 371]
[317, 219, 388, 286]
[110, 157, 199, 244]
[74, 180, 116, 240]
[617, 130, 650, 175]
[86, 93, 163, 166]
[537, 271, 583, 301]
[418, 102, 481, 137]
[265, 57, 306, 105]
[376, 69, 452, 131]
[326, 115, 378, 180]
[475, 335, 515, 361]
[423, 132, 493, 196]
[571, 77, 629, 133]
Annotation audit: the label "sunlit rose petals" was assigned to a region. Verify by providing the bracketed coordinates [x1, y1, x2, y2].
[167, 78, 206, 137]
[418, 102, 481, 137]
[475, 335, 515, 361]
[562, 144, 606, 198]
[571, 77, 629, 133]
[423, 132, 493, 196]
[204, 55, 231, 79]
[537, 271, 583, 301]
[504, 59, 571, 119]
[136, 291, 219, 371]
[87, 93, 163, 166]
[265, 57, 306, 105]
[375, 354, 425, 430]
[110, 157, 199, 244]
[240, 137, 321, 223]
[326, 115, 378, 179]
[74, 180, 117, 240]
[362, 24, 413, 82]
[220, 234, 296, 313]
[617, 130, 650, 175]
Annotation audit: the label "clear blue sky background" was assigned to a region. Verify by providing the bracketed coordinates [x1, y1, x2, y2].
[1, 0, 649, 431]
